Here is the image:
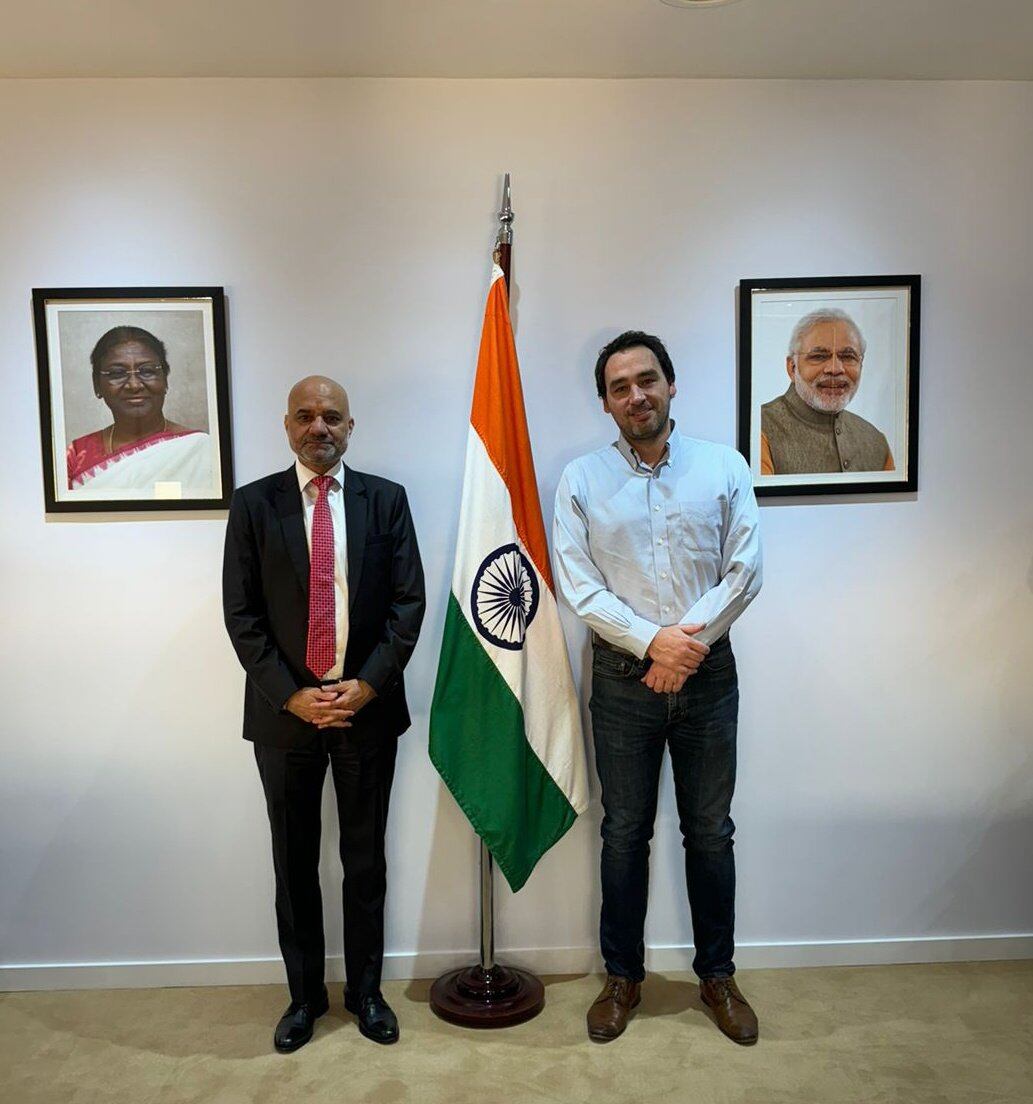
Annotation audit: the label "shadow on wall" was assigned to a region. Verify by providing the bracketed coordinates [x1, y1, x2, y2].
[407, 781, 481, 984]
[396, 617, 603, 993]
[701, 804, 1033, 949]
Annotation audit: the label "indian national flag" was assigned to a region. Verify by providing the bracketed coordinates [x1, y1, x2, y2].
[429, 265, 588, 892]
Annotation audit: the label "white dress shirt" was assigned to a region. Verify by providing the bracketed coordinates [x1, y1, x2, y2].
[296, 459, 349, 680]
[553, 424, 762, 658]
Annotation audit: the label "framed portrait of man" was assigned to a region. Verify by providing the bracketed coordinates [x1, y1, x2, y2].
[33, 287, 233, 513]
[737, 276, 920, 498]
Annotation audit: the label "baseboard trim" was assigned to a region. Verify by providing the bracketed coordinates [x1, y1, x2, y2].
[648, 934, 1033, 972]
[3, 934, 1030, 992]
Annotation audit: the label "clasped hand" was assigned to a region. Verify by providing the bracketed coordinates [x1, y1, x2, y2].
[642, 623, 709, 694]
[285, 679, 377, 729]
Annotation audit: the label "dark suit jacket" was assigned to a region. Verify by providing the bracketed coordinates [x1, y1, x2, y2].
[222, 463, 426, 749]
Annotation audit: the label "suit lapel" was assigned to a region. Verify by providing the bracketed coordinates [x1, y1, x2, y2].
[343, 465, 367, 614]
[274, 466, 310, 596]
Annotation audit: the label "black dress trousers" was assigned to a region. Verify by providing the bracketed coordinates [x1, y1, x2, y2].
[254, 729, 398, 1003]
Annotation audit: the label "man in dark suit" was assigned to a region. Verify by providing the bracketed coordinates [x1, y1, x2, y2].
[223, 375, 425, 1051]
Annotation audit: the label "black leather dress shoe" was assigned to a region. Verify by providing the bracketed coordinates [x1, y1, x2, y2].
[344, 990, 399, 1044]
[273, 990, 330, 1053]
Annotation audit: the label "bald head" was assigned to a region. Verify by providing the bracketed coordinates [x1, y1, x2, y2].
[287, 375, 348, 413]
[284, 375, 353, 474]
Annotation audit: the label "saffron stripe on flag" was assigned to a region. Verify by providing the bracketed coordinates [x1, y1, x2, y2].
[469, 275, 553, 589]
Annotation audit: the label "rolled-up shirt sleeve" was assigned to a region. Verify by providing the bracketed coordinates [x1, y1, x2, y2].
[552, 468, 660, 659]
[679, 453, 762, 646]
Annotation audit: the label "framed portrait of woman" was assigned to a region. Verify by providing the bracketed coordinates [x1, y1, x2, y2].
[33, 286, 233, 513]
[738, 275, 920, 498]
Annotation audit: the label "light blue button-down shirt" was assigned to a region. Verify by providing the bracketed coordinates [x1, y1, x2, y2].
[553, 424, 762, 658]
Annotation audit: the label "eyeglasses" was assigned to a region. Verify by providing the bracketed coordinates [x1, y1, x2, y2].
[97, 366, 166, 386]
[801, 350, 861, 367]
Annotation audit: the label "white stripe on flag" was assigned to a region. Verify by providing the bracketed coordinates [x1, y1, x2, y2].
[452, 426, 588, 814]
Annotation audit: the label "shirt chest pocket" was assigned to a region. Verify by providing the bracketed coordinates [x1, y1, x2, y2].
[667, 501, 722, 555]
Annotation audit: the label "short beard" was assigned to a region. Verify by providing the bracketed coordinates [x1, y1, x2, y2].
[623, 400, 671, 443]
[300, 440, 344, 471]
[793, 371, 857, 414]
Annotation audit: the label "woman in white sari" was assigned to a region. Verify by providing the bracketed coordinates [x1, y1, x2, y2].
[66, 327, 211, 493]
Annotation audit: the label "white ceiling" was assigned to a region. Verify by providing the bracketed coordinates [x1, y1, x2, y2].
[3, 0, 1032, 80]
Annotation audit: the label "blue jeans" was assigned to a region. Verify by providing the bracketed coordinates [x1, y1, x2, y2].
[589, 635, 739, 982]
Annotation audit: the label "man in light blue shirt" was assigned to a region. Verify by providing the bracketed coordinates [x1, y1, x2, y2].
[553, 331, 762, 1045]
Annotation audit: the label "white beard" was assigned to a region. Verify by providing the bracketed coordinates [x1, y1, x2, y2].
[793, 371, 857, 414]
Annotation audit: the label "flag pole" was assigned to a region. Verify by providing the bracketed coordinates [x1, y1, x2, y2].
[429, 175, 545, 1028]
[478, 171, 512, 976]
[495, 171, 513, 288]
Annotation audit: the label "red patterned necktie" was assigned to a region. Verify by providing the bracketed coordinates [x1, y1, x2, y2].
[305, 474, 336, 678]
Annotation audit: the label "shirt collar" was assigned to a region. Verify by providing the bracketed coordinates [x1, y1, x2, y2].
[781, 383, 839, 428]
[614, 419, 680, 473]
[295, 458, 344, 493]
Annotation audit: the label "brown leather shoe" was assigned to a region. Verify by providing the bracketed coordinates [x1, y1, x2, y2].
[586, 974, 641, 1042]
[700, 977, 758, 1045]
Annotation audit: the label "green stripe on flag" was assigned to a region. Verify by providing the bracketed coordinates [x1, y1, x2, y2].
[429, 592, 577, 892]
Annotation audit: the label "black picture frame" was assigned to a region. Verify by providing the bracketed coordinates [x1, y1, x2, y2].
[737, 275, 920, 498]
[33, 286, 233, 513]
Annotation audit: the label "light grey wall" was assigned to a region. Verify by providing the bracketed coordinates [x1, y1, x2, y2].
[2, 78, 1031, 980]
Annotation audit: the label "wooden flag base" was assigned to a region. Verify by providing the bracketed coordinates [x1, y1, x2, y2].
[429, 963, 544, 1028]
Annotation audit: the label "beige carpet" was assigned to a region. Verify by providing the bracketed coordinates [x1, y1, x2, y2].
[2, 962, 1031, 1104]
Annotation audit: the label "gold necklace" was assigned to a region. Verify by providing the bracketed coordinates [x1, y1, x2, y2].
[107, 416, 167, 455]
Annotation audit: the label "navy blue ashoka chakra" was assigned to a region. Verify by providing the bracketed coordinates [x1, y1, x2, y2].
[470, 543, 540, 651]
